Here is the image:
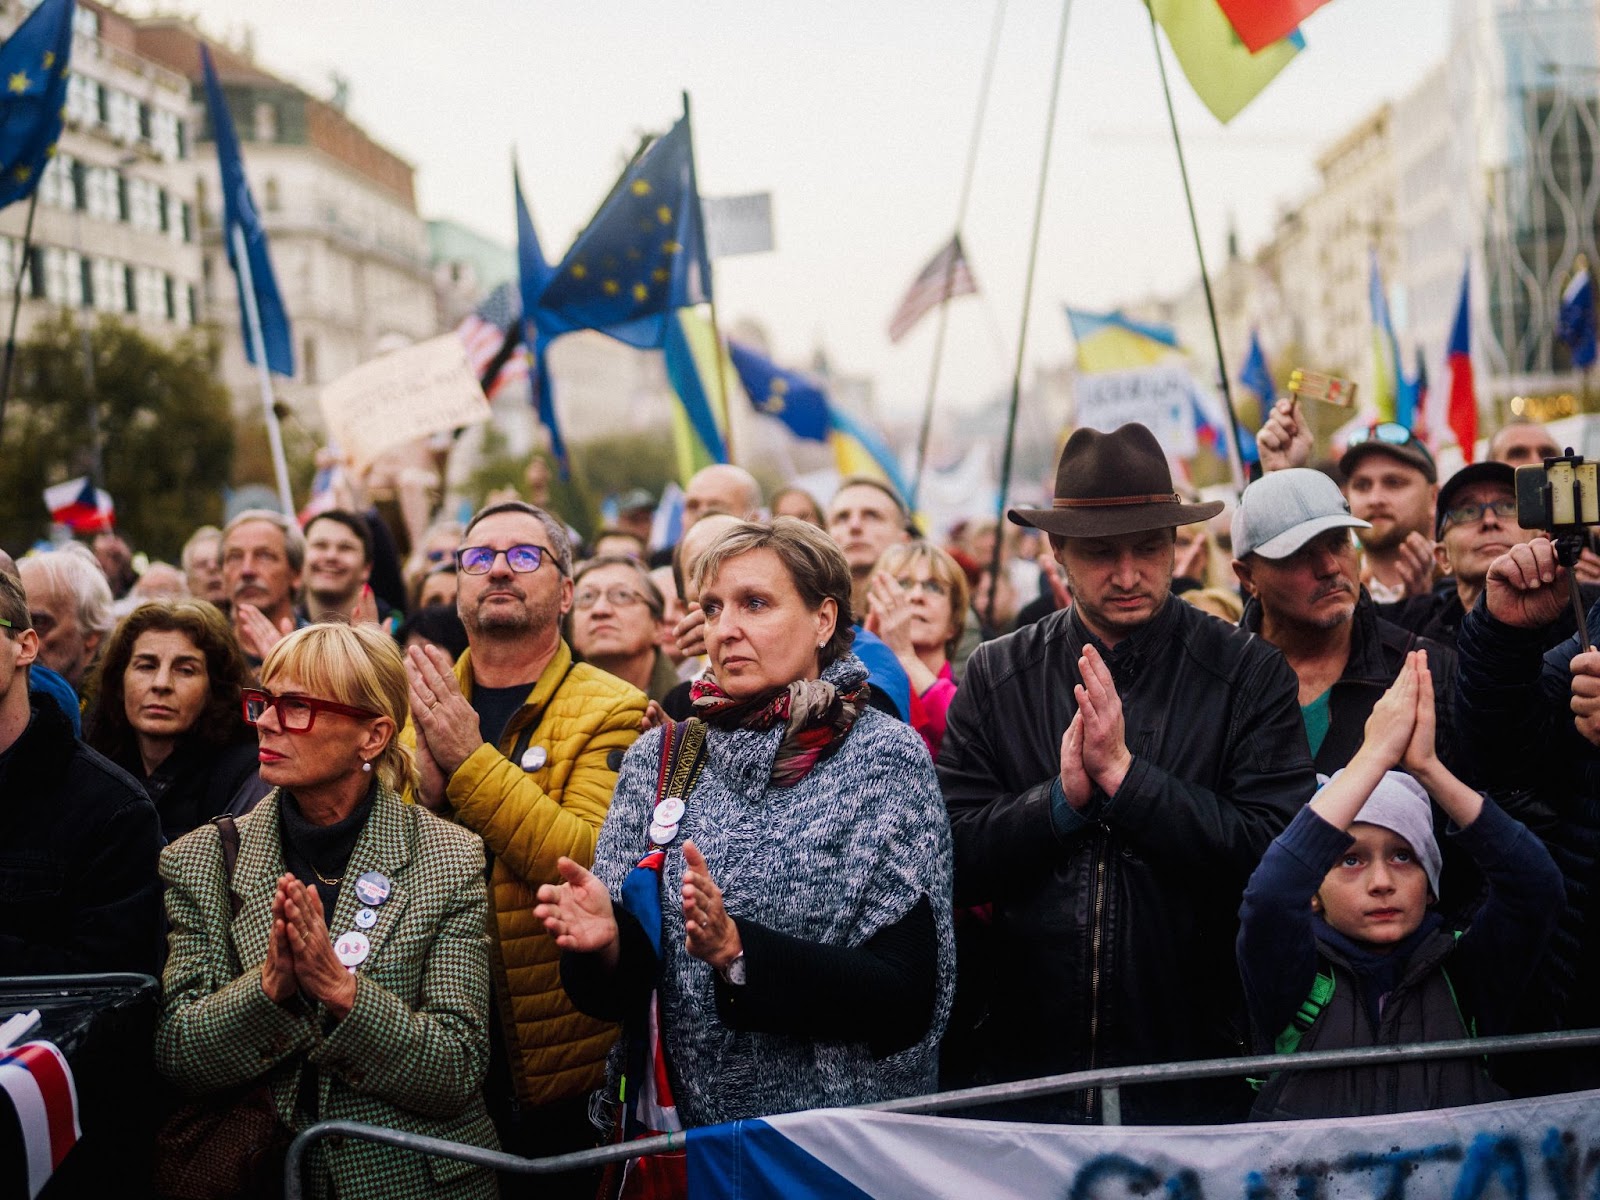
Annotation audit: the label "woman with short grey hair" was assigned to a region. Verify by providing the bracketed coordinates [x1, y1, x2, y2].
[538, 517, 954, 1143]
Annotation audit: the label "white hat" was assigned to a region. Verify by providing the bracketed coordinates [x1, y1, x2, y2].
[1233, 468, 1371, 560]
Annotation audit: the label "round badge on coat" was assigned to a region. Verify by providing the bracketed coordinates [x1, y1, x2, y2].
[656, 796, 685, 825]
[354, 907, 378, 930]
[334, 931, 371, 968]
[520, 745, 548, 771]
[353, 871, 391, 907]
[649, 821, 678, 846]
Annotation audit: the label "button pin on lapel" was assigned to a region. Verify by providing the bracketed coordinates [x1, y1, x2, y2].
[354, 907, 378, 930]
[354, 871, 391, 907]
[334, 930, 371, 968]
[520, 745, 548, 771]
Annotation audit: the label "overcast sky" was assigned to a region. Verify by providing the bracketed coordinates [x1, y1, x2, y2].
[129, 0, 1452, 423]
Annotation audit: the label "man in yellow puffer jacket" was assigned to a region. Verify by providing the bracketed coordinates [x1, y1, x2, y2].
[402, 501, 644, 1191]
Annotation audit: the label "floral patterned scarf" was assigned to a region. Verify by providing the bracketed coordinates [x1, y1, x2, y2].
[690, 666, 870, 788]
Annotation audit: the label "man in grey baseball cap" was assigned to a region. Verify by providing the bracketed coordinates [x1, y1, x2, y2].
[1234, 469, 1458, 790]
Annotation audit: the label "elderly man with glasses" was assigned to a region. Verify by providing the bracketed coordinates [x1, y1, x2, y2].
[400, 501, 645, 1190]
[568, 554, 678, 703]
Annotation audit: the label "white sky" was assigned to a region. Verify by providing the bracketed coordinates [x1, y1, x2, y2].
[130, 0, 1451, 421]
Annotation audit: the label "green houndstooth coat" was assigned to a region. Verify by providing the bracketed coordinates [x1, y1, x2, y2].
[156, 785, 500, 1198]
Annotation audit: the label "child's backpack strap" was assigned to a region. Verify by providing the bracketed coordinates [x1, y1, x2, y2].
[1273, 969, 1336, 1057]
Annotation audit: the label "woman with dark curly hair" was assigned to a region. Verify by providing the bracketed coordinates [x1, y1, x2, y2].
[86, 600, 262, 841]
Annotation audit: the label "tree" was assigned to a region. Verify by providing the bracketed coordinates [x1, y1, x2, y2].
[0, 313, 235, 560]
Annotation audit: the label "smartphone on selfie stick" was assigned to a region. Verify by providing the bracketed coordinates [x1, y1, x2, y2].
[1515, 450, 1599, 652]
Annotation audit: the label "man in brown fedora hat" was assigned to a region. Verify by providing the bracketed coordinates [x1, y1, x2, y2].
[939, 422, 1315, 1124]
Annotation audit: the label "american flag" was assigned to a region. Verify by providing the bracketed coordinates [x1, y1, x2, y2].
[456, 281, 530, 399]
[888, 234, 978, 343]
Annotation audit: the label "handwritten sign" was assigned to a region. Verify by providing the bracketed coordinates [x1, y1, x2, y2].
[317, 334, 493, 468]
[1075, 364, 1198, 460]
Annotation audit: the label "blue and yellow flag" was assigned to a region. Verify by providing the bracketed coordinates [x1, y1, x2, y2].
[0, 0, 71, 211]
[1066, 308, 1180, 372]
[1368, 250, 1405, 423]
[828, 406, 911, 506]
[662, 309, 731, 481]
[1148, 0, 1303, 125]
[728, 339, 831, 444]
[538, 113, 711, 351]
[203, 45, 294, 377]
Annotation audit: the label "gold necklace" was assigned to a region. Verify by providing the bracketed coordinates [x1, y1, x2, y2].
[305, 862, 343, 887]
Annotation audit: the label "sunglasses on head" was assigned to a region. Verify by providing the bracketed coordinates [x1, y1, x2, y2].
[1346, 422, 1419, 449]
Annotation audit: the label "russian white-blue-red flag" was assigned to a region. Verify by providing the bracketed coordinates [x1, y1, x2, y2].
[201, 45, 294, 377]
[1559, 260, 1596, 369]
[0, 0, 73, 211]
[1447, 264, 1477, 460]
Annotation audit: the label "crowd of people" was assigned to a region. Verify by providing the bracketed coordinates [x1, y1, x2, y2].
[2, 410, 1599, 1197]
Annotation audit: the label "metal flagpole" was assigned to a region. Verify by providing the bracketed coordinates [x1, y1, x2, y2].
[986, 0, 1075, 632]
[682, 90, 736, 466]
[232, 222, 295, 516]
[0, 186, 41, 434]
[1146, 0, 1249, 491]
[911, 0, 1008, 509]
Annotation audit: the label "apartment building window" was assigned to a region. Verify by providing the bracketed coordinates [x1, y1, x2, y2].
[164, 274, 176, 321]
[69, 160, 86, 212]
[152, 111, 180, 162]
[78, 256, 92, 309]
[96, 85, 110, 127]
[122, 264, 135, 315]
[66, 75, 99, 128]
[92, 258, 120, 314]
[186, 284, 197, 326]
[137, 267, 165, 319]
[176, 119, 187, 160]
[107, 92, 139, 144]
[44, 249, 82, 308]
[157, 188, 169, 234]
[27, 247, 44, 300]
[116, 174, 129, 222]
[180, 201, 193, 244]
[254, 102, 278, 143]
[87, 166, 117, 221]
[138, 102, 152, 143]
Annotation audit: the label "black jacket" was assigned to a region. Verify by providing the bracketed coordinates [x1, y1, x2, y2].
[1380, 577, 1600, 651]
[1240, 591, 1458, 778]
[938, 598, 1315, 1123]
[126, 737, 260, 844]
[0, 695, 165, 977]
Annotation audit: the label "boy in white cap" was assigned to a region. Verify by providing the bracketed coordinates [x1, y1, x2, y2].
[1238, 651, 1562, 1119]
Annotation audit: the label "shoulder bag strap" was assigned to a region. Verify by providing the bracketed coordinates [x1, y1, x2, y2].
[211, 814, 244, 919]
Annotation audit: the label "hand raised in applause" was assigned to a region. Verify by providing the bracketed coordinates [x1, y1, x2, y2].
[682, 841, 742, 972]
[535, 857, 620, 969]
[1076, 645, 1131, 796]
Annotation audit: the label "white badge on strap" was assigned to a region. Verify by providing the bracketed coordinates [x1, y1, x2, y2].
[334, 930, 371, 968]
[655, 796, 685, 825]
[648, 820, 678, 847]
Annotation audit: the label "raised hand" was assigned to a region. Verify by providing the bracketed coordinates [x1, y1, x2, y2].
[866, 571, 915, 656]
[1360, 652, 1420, 770]
[1399, 652, 1439, 773]
[281, 877, 357, 1020]
[1076, 645, 1131, 796]
[1484, 538, 1570, 630]
[674, 603, 708, 660]
[534, 857, 620, 966]
[681, 840, 741, 971]
[1570, 650, 1600, 747]
[406, 643, 482, 775]
[235, 603, 291, 662]
[1395, 532, 1438, 599]
[1256, 398, 1313, 473]
[260, 875, 298, 1004]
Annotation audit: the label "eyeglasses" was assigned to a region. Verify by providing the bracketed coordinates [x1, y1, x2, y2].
[241, 688, 380, 733]
[1346, 422, 1420, 449]
[895, 576, 949, 598]
[456, 544, 561, 576]
[1442, 499, 1518, 529]
[574, 585, 649, 611]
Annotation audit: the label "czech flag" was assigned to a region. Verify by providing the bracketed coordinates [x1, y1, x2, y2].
[0, 1040, 80, 1198]
[43, 477, 113, 534]
[1447, 265, 1477, 461]
[1216, 0, 1335, 53]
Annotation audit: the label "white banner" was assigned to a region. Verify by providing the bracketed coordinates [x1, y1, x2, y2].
[687, 1088, 1600, 1199]
[703, 192, 775, 259]
[317, 334, 492, 469]
[1075, 364, 1198, 460]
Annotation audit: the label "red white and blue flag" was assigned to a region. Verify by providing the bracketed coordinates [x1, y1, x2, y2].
[0, 1040, 80, 1199]
[1447, 264, 1477, 460]
[42, 477, 114, 534]
[1216, 0, 1335, 53]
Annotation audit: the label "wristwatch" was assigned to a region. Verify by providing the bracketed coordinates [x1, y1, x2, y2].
[717, 952, 747, 986]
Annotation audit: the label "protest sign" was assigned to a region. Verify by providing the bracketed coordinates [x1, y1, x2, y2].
[317, 335, 492, 468]
[1075, 364, 1198, 460]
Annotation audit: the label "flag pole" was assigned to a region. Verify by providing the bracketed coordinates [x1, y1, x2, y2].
[1145, 0, 1248, 492]
[0, 186, 41, 434]
[682, 90, 736, 466]
[987, 0, 1075, 632]
[232, 221, 295, 516]
[911, 0, 1008, 508]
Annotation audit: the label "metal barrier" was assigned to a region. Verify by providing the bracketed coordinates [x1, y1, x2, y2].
[283, 1026, 1600, 1198]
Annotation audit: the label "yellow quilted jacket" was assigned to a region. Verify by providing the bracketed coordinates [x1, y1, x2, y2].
[401, 639, 645, 1108]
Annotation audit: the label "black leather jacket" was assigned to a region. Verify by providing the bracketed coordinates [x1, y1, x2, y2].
[938, 598, 1314, 1123]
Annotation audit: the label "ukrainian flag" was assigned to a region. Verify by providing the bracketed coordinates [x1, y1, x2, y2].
[827, 406, 911, 505]
[1066, 308, 1180, 372]
[662, 308, 732, 483]
[1148, 0, 1304, 125]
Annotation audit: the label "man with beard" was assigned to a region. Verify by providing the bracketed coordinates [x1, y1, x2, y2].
[1340, 424, 1440, 604]
[1234, 469, 1456, 774]
[401, 500, 644, 1191]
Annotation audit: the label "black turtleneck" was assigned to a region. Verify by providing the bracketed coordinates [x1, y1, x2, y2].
[277, 784, 374, 914]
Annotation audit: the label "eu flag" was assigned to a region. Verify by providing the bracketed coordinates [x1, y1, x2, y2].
[538, 113, 711, 351]
[202, 46, 294, 377]
[0, 0, 73, 210]
[1560, 262, 1596, 369]
[727, 340, 830, 443]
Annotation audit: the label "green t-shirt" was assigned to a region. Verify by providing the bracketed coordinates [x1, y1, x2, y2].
[1301, 689, 1332, 759]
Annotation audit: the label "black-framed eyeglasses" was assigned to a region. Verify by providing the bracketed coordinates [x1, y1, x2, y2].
[895, 576, 950, 598]
[242, 688, 380, 733]
[1442, 499, 1518, 529]
[456, 544, 561, 576]
[1346, 422, 1419, 449]
[573, 585, 648, 611]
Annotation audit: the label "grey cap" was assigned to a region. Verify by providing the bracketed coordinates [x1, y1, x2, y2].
[1320, 769, 1442, 900]
[1232, 468, 1371, 560]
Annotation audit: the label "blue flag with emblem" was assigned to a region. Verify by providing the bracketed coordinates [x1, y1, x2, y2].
[0, 0, 73, 211]
[728, 339, 831, 443]
[513, 161, 570, 475]
[202, 45, 294, 377]
[537, 110, 711, 351]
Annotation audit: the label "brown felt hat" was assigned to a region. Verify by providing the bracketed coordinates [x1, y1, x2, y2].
[1008, 423, 1225, 538]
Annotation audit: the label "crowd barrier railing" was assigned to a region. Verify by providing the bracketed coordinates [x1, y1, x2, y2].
[281, 1025, 1600, 1197]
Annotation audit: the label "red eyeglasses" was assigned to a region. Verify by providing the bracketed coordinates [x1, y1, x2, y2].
[242, 688, 380, 733]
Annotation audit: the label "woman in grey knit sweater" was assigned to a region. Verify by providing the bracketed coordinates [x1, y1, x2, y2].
[538, 518, 955, 1129]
